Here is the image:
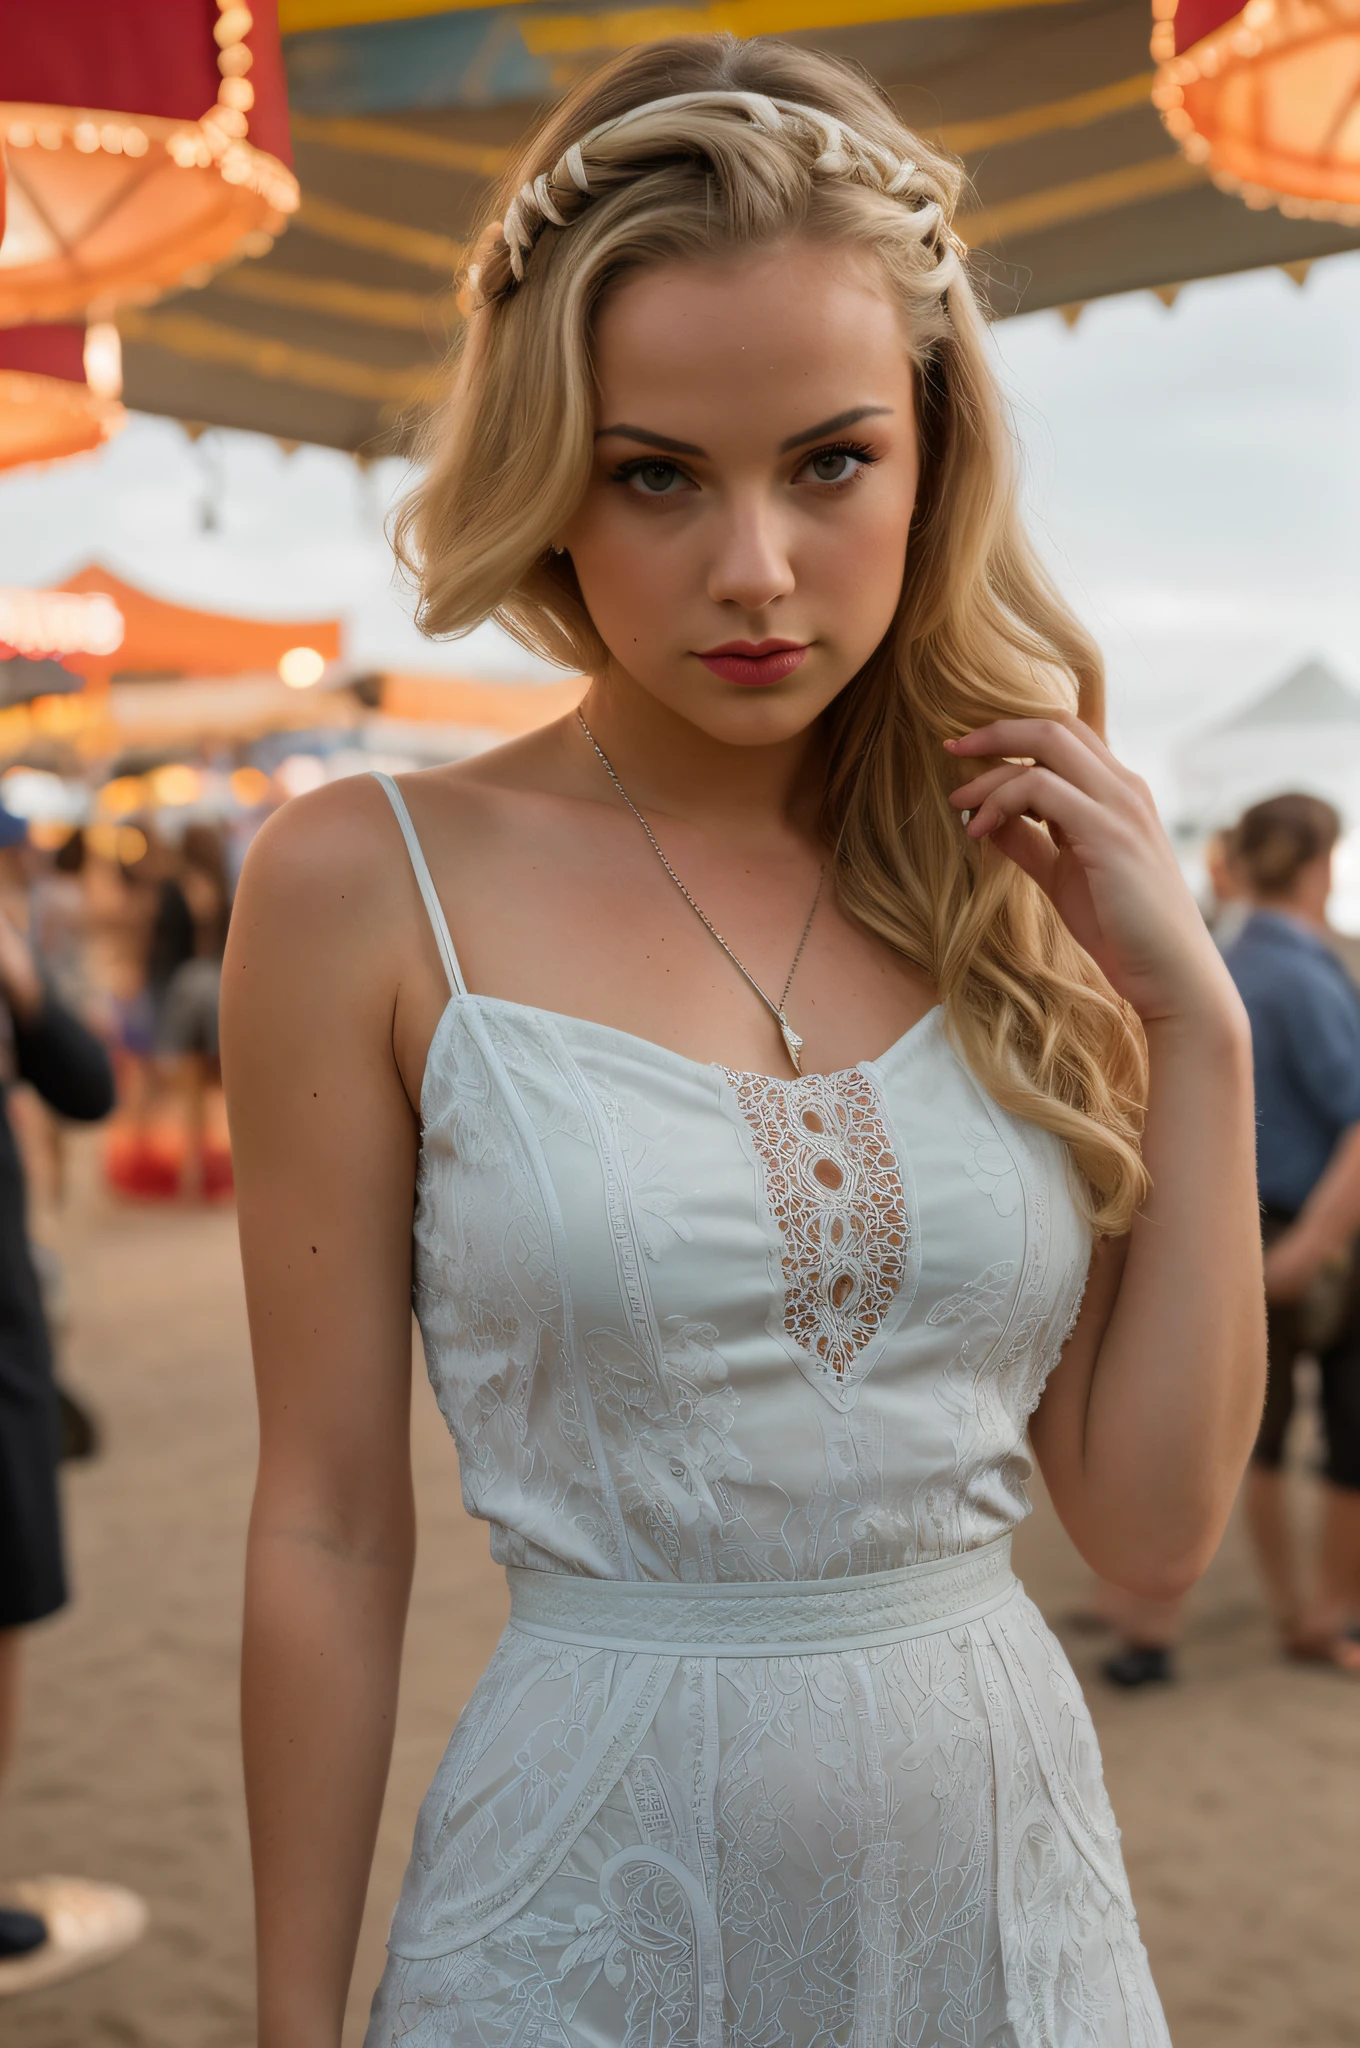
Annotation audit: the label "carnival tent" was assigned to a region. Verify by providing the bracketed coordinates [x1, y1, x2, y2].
[107, 0, 1360, 454]
[54, 563, 342, 687]
[1177, 658, 1360, 829]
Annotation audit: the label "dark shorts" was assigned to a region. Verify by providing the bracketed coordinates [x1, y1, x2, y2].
[0, 1344, 66, 1629]
[155, 958, 221, 1060]
[1255, 1213, 1360, 1493]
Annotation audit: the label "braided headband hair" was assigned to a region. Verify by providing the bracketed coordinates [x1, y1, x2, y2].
[462, 88, 967, 310]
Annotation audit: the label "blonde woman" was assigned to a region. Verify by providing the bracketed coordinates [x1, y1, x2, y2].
[225, 35, 1264, 2048]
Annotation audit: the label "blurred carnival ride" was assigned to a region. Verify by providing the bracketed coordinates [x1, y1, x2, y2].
[2, 0, 1356, 462]
[0, 0, 296, 476]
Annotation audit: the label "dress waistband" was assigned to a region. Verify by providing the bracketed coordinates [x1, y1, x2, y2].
[506, 1536, 1016, 1656]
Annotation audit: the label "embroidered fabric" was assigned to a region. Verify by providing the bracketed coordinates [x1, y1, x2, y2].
[721, 1064, 909, 1382]
[359, 782, 1168, 2048]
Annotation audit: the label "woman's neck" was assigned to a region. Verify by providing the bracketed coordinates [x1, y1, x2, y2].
[577, 674, 824, 836]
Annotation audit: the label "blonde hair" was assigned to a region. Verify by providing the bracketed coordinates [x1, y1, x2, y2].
[395, 34, 1148, 1233]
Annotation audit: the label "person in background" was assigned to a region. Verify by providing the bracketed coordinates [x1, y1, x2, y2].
[1202, 825, 1250, 955]
[155, 824, 231, 1198]
[1225, 793, 1360, 1671]
[0, 806, 147, 1988]
[1095, 795, 1360, 1685]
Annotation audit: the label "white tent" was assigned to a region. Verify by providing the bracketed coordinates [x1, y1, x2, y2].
[1176, 660, 1360, 835]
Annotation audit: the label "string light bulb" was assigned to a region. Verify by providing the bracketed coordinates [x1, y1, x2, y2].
[278, 645, 325, 690]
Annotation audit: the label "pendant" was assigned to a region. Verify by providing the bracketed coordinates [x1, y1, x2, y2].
[778, 1014, 804, 1074]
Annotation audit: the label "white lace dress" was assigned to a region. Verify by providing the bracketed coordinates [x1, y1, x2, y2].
[363, 777, 1171, 2048]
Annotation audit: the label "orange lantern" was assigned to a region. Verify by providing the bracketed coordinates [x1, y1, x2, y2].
[1152, 0, 1360, 221]
[0, 0, 298, 327]
[0, 321, 125, 473]
[0, 136, 124, 471]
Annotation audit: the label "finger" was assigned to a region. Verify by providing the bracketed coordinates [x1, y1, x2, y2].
[965, 764, 1103, 842]
[948, 761, 1035, 812]
[945, 710, 1103, 759]
[987, 813, 1061, 892]
[945, 717, 1125, 801]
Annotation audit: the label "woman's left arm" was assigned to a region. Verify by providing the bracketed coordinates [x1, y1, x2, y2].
[947, 717, 1263, 1601]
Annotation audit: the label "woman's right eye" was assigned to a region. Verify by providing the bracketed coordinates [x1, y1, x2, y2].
[618, 459, 689, 497]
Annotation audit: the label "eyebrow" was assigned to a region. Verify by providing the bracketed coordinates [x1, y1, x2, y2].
[594, 423, 705, 456]
[779, 406, 893, 452]
[593, 405, 894, 460]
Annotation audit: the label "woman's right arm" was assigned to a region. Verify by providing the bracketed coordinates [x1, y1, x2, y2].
[222, 785, 422, 2048]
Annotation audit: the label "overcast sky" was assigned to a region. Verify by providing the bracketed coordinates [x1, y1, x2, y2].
[2, 249, 1357, 811]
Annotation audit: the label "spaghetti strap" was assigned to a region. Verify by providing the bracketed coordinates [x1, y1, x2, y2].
[369, 771, 468, 998]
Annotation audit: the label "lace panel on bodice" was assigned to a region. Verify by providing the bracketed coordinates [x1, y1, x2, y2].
[721, 1066, 909, 1381]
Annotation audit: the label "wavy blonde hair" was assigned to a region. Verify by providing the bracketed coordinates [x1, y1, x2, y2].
[395, 33, 1148, 1232]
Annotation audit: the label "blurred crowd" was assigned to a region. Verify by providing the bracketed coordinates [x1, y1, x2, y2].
[0, 799, 259, 1993]
[5, 810, 248, 1209]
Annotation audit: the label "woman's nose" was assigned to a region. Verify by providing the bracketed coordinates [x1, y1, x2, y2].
[705, 495, 796, 612]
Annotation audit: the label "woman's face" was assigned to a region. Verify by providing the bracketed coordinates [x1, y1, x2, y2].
[559, 240, 920, 747]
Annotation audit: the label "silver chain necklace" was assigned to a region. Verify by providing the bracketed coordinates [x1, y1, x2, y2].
[577, 710, 825, 1075]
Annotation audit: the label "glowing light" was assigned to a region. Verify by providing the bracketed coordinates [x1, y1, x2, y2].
[82, 323, 123, 401]
[229, 765, 272, 807]
[278, 645, 325, 690]
[214, 6, 254, 46]
[87, 821, 148, 864]
[0, 588, 124, 657]
[98, 775, 149, 818]
[275, 754, 326, 799]
[1154, 0, 1360, 222]
[0, 768, 82, 823]
[149, 764, 202, 808]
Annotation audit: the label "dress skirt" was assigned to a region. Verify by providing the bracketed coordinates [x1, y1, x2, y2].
[365, 1541, 1170, 2048]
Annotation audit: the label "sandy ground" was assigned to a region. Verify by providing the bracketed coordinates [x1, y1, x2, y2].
[2, 1145, 1357, 2048]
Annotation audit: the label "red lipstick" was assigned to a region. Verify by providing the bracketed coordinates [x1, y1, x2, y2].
[697, 639, 807, 686]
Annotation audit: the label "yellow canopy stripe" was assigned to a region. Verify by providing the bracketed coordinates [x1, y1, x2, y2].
[281, 0, 1082, 39]
[117, 307, 434, 406]
[955, 149, 1205, 245]
[289, 113, 510, 179]
[283, 75, 1155, 182]
[522, 0, 1082, 57]
[214, 265, 456, 331]
[938, 73, 1154, 157]
[295, 194, 465, 271]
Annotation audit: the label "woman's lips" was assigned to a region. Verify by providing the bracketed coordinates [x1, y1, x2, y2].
[697, 643, 808, 686]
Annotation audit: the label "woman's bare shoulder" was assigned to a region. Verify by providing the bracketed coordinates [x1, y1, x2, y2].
[236, 771, 407, 929]
[228, 775, 436, 1032]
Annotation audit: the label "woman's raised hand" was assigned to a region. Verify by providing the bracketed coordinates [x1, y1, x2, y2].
[945, 716, 1231, 1028]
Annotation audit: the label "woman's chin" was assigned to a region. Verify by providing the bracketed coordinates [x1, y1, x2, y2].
[618, 672, 852, 748]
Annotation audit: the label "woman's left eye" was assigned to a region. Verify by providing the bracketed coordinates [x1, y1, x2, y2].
[801, 443, 874, 486]
[618, 459, 690, 497]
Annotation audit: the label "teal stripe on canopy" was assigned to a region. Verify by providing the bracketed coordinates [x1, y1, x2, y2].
[283, 7, 553, 111]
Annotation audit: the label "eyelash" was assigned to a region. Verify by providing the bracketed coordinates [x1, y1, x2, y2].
[610, 439, 880, 496]
[801, 439, 878, 489]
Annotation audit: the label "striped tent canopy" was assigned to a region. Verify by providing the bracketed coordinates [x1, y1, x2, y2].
[115, 0, 1360, 452]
